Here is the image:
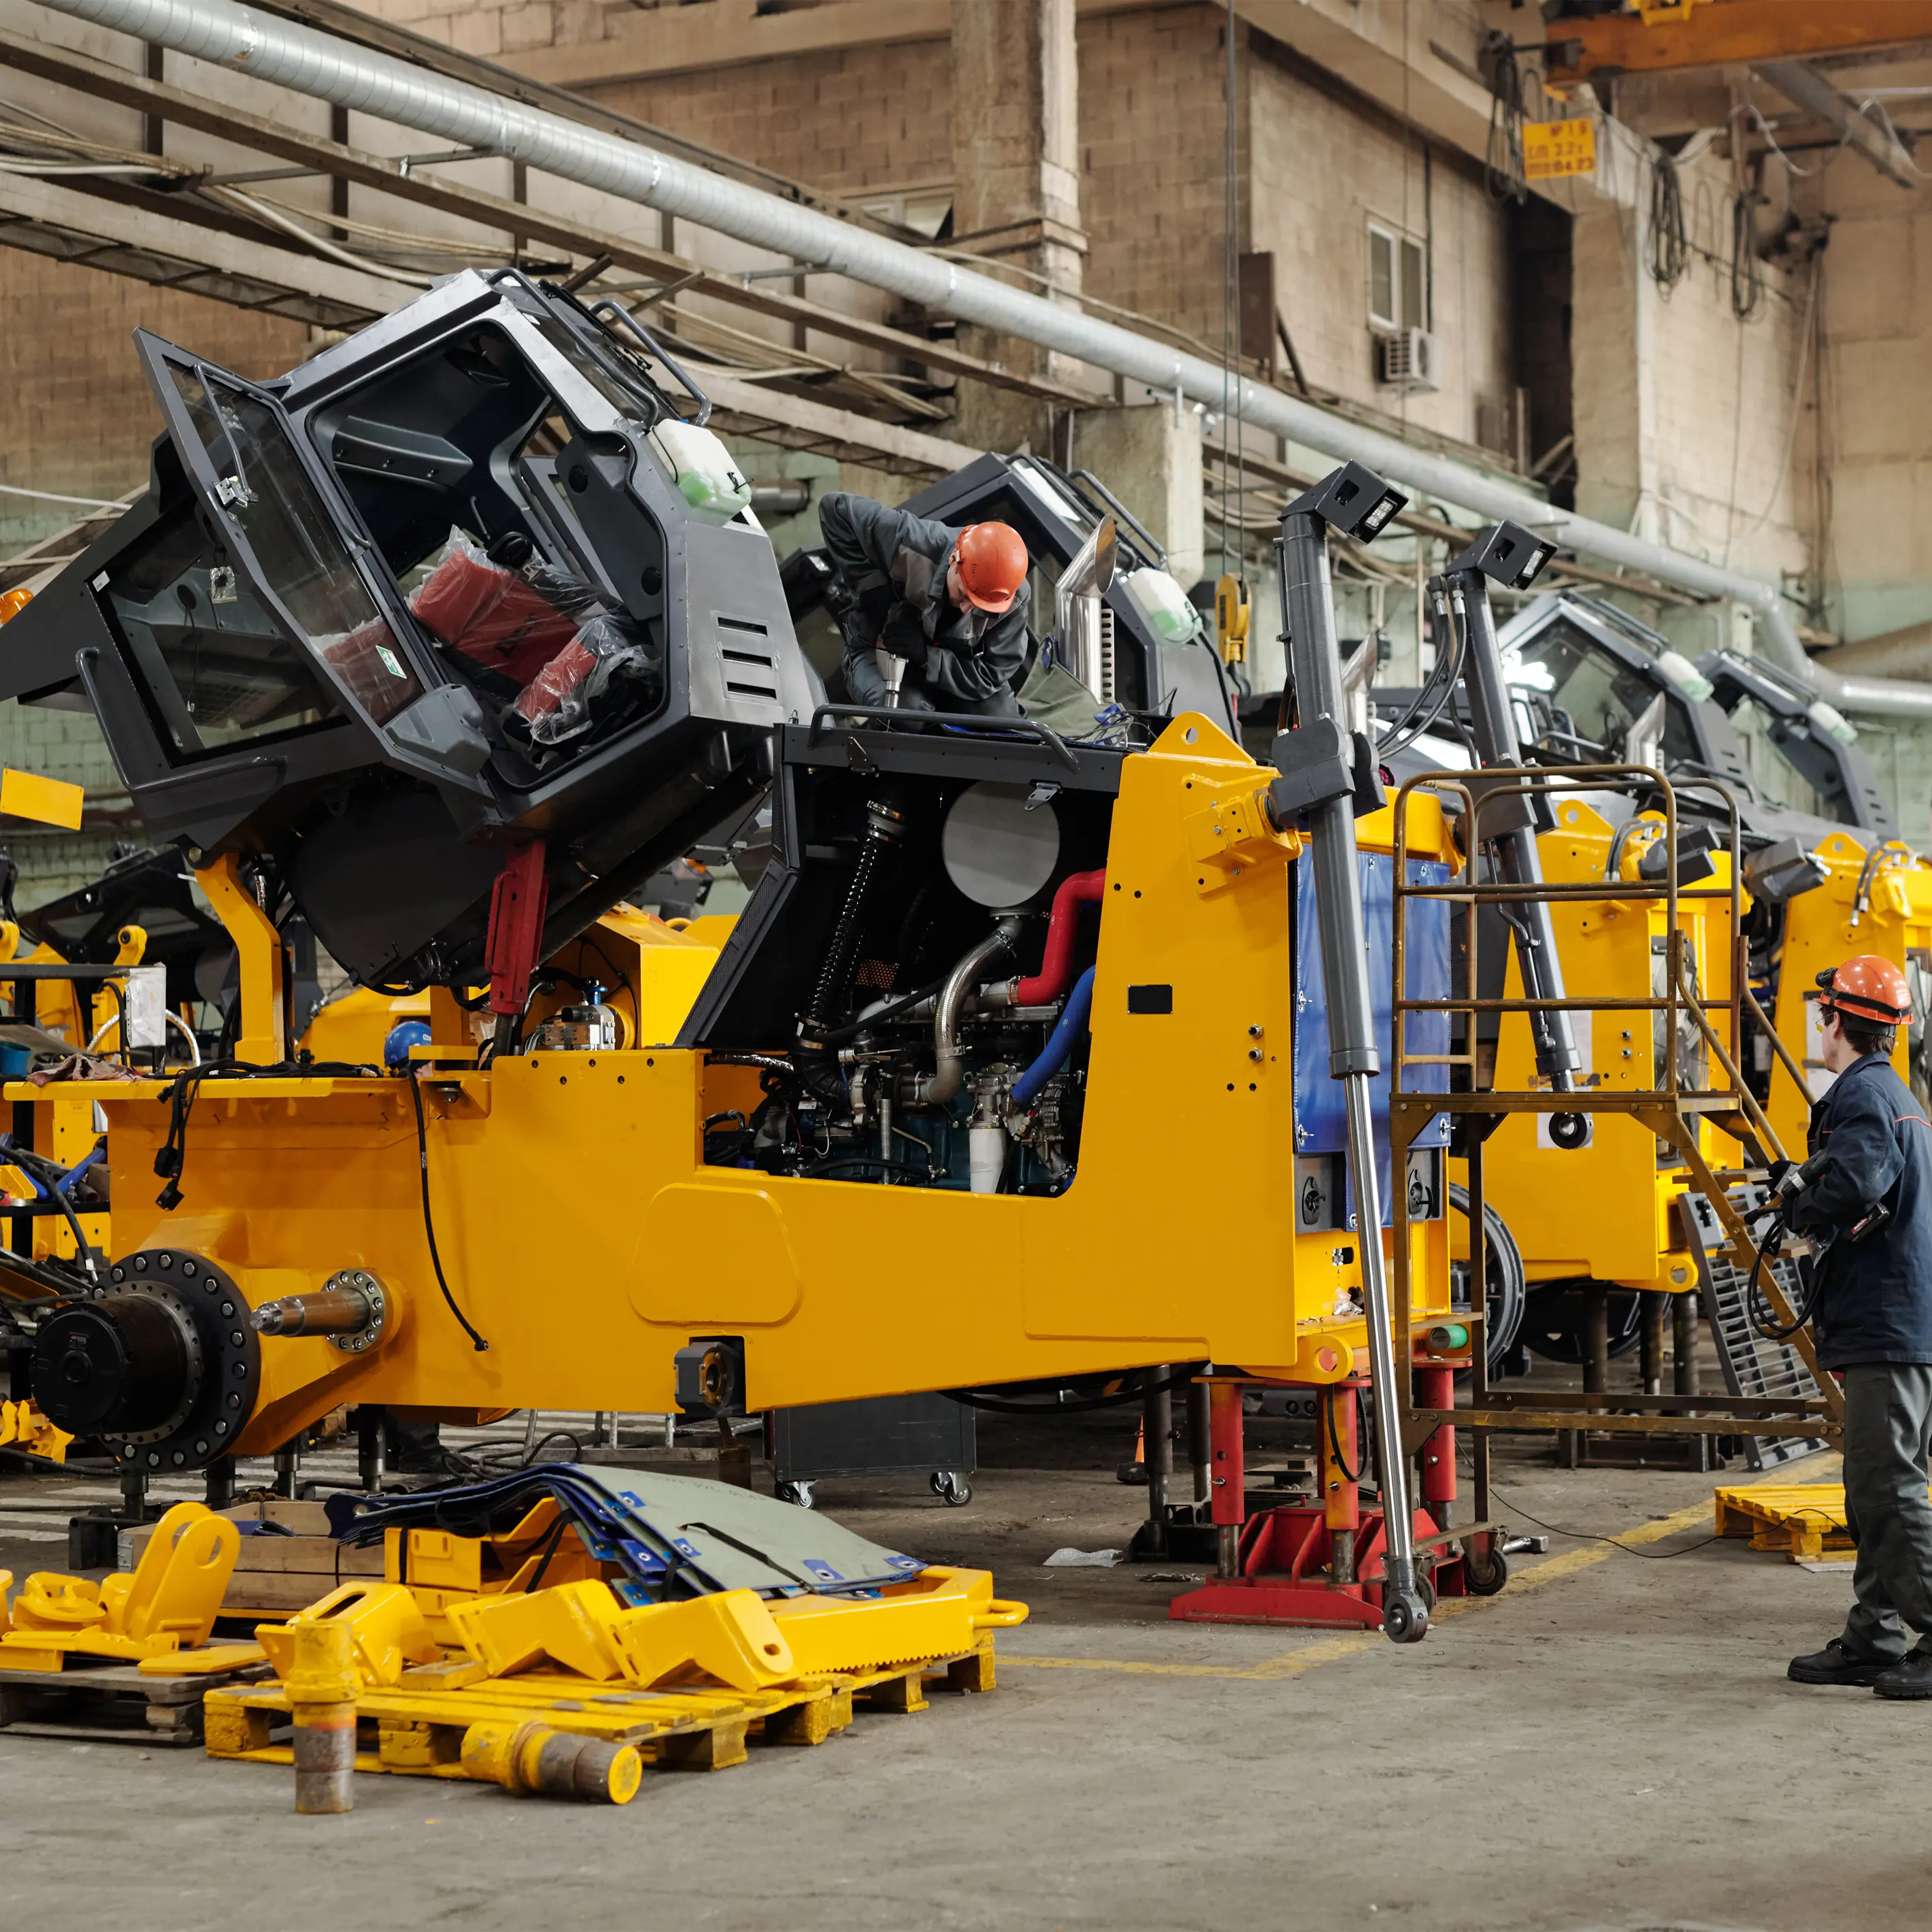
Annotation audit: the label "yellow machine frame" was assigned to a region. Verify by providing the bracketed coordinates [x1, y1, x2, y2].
[18, 715, 1459, 1461]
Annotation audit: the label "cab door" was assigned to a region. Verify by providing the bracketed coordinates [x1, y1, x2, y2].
[131, 333, 461, 762]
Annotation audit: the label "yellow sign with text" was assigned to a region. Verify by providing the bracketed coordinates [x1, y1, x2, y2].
[1522, 118, 1598, 182]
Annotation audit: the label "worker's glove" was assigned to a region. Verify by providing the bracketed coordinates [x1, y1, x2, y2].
[1767, 1156, 1794, 1195]
[878, 601, 929, 666]
[834, 580, 896, 657]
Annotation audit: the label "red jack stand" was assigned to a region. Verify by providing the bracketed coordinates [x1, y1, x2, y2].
[1170, 1374, 1466, 1627]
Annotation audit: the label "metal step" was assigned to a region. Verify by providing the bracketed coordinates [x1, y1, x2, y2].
[1680, 1186, 1825, 1471]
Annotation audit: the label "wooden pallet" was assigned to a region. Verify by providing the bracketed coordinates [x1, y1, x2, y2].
[0, 1658, 274, 1746]
[1714, 1483, 1860, 1563]
[204, 1639, 999, 1786]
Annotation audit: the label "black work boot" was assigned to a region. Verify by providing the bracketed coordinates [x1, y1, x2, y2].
[1873, 1650, 1932, 1700]
[1788, 1638, 1891, 1686]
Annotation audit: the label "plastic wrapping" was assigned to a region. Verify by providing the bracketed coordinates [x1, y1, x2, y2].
[514, 612, 664, 746]
[410, 529, 599, 688]
[318, 614, 421, 722]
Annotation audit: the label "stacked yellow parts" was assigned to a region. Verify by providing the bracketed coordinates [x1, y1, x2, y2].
[206, 1556, 1027, 1805]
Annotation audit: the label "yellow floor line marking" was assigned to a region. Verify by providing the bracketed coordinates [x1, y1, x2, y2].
[1003, 1461, 1834, 1682]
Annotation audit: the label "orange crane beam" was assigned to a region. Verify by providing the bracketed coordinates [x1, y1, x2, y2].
[1546, 1, 1932, 86]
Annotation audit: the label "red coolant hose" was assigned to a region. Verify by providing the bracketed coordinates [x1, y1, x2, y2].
[1014, 869, 1106, 1004]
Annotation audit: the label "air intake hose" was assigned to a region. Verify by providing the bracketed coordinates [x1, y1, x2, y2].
[802, 792, 903, 1041]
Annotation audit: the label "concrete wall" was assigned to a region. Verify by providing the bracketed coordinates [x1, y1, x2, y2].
[0, 253, 309, 557]
[1799, 155, 1932, 650]
[1246, 33, 1515, 454]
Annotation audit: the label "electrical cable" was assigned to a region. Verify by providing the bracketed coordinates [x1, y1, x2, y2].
[808, 971, 952, 1048]
[1473, 1467, 1728, 1561]
[405, 1066, 490, 1353]
[1729, 188, 1764, 322]
[1325, 1386, 1365, 1484]
[945, 1368, 1195, 1416]
[0, 1133, 100, 1284]
[1484, 33, 1528, 206]
[1646, 151, 1688, 293]
[1376, 579, 1467, 759]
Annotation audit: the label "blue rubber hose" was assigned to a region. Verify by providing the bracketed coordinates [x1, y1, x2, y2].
[1012, 966, 1095, 1111]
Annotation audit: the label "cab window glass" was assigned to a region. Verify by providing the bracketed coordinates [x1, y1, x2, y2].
[100, 501, 344, 759]
[166, 365, 422, 725]
[1506, 622, 1697, 769]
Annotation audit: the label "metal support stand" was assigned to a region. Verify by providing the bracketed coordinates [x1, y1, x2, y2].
[120, 1462, 146, 1520]
[1416, 1365, 1456, 1533]
[1142, 1366, 1171, 1559]
[1640, 1290, 1665, 1396]
[204, 1456, 236, 1511]
[274, 1441, 302, 1500]
[1322, 1382, 1360, 1584]
[1673, 1290, 1699, 1398]
[1187, 1378, 1212, 1505]
[356, 1407, 385, 1494]
[1209, 1380, 1244, 1580]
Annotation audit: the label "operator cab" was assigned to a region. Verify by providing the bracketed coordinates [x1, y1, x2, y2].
[0, 271, 816, 988]
[1495, 593, 1875, 851]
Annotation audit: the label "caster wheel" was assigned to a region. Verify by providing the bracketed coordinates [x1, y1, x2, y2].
[1463, 1545, 1509, 1597]
[935, 1472, 973, 1507]
[776, 1480, 816, 1509]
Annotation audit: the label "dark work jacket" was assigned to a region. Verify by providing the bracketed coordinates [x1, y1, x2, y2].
[817, 492, 1029, 714]
[1787, 1051, 1932, 1369]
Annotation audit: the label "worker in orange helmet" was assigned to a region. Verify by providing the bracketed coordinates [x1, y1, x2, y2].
[1784, 954, 1932, 1699]
[817, 493, 1031, 716]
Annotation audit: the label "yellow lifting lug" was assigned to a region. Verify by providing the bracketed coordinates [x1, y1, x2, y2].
[0, 1501, 238, 1669]
[259, 1580, 443, 1690]
[1184, 771, 1298, 893]
[112, 923, 148, 968]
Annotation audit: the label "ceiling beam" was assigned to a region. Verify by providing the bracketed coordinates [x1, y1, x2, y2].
[0, 26, 1098, 412]
[1758, 59, 1921, 189]
[1546, 1, 1932, 86]
[0, 167, 976, 482]
[0, 168, 399, 324]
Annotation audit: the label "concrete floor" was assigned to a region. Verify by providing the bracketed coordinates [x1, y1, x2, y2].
[0, 1420, 1904, 1932]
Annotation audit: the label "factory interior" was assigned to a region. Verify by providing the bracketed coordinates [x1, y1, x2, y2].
[1, 1, 1931, 1927]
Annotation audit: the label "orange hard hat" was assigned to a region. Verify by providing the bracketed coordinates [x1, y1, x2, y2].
[952, 522, 1028, 614]
[1816, 954, 1912, 1027]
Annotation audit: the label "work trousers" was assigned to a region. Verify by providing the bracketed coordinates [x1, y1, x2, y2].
[1839, 1362, 1932, 1662]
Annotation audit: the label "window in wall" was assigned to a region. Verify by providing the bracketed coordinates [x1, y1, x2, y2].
[1368, 222, 1427, 333]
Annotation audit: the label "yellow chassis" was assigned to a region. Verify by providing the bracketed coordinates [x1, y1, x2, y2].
[12, 716, 1455, 1456]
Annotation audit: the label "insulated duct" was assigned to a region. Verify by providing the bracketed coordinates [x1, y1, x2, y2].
[32, 0, 1932, 719]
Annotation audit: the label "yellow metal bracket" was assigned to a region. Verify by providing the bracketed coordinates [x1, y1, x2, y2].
[1183, 773, 1297, 893]
[196, 855, 286, 1064]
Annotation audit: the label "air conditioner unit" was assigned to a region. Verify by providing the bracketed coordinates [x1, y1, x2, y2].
[1376, 327, 1440, 395]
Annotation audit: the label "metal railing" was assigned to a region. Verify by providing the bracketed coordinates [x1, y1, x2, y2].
[1382, 765, 1839, 1496]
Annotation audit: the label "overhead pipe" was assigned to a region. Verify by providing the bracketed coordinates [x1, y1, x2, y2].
[35, 0, 1932, 720]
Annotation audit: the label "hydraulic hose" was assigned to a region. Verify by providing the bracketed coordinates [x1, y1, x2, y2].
[1006, 870, 1105, 1006]
[1011, 967, 1095, 1111]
